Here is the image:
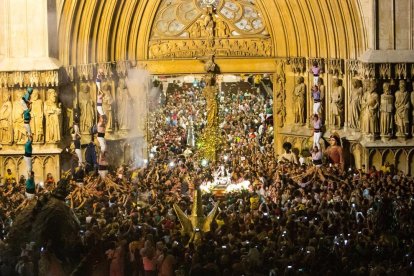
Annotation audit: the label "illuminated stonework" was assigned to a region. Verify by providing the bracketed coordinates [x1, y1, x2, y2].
[149, 0, 272, 58]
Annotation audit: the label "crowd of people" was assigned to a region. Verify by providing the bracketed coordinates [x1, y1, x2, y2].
[0, 76, 414, 275]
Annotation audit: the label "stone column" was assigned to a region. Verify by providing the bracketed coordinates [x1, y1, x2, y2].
[0, 0, 60, 71]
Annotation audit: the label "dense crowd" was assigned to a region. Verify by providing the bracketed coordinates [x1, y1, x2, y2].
[1, 76, 414, 275]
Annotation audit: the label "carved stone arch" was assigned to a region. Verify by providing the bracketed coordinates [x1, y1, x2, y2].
[369, 149, 382, 171]
[31, 156, 44, 183]
[395, 150, 408, 174]
[408, 150, 414, 176]
[3, 157, 17, 175]
[382, 149, 394, 167]
[44, 155, 58, 181]
[16, 156, 24, 177]
[58, 0, 367, 65]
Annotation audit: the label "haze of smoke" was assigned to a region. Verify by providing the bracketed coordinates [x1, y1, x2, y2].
[124, 68, 152, 167]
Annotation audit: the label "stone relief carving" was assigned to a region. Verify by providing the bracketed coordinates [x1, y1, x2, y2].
[349, 79, 363, 129]
[328, 59, 344, 76]
[78, 64, 94, 81]
[379, 63, 391, 79]
[78, 83, 95, 134]
[290, 57, 307, 74]
[148, 0, 272, 59]
[394, 80, 410, 136]
[275, 61, 286, 127]
[0, 70, 60, 88]
[380, 82, 394, 137]
[12, 90, 26, 144]
[149, 38, 272, 59]
[330, 78, 344, 129]
[395, 63, 407, 79]
[30, 89, 44, 143]
[44, 89, 62, 143]
[293, 76, 306, 125]
[0, 91, 13, 144]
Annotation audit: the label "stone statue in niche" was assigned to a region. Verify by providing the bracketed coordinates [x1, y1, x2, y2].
[349, 79, 363, 129]
[394, 80, 410, 137]
[360, 80, 379, 135]
[0, 91, 13, 144]
[117, 79, 132, 131]
[330, 78, 344, 129]
[30, 89, 44, 143]
[380, 82, 394, 137]
[102, 82, 114, 132]
[44, 89, 61, 143]
[293, 76, 306, 125]
[12, 90, 26, 143]
[410, 80, 414, 135]
[78, 83, 95, 134]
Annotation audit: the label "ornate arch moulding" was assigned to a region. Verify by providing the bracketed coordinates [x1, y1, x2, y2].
[148, 0, 273, 60]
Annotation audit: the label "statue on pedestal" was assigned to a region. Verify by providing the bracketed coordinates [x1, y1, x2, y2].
[293, 76, 306, 125]
[12, 90, 26, 144]
[102, 82, 114, 132]
[330, 78, 344, 129]
[394, 80, 410, 137]
[44, 89, 61, 143]
[30, 89, 44, 143]
[349, 79, 363, 129]
[78, 83, 94, 134]
[360, 80, 379, 135]
[117, 79, 132, 131]
[380, 83, 394, 137]
[0, 91, 13, 144]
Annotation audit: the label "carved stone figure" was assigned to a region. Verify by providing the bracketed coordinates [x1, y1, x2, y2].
[349, 79, 363, 129]
[394, 80, 410, 136]
[216, 20, 229, 37]
[0, 91, 13, 144]
[203, 8, 215, 39]
[293, 76, 306, 125]
[380, 82, 394, 136]
[410, 80, 414, 135]
[360, 80, 379, 135]
[30, 89, 44, 143]
[44, 89, 61, 143]
[78, 83, 95, 134]
[117, 79, 132, 131]
[102, 82, 114, 132]
[190, 20, 201, 38]
[12, 90, 26, 143]
[330, 78, 344, 129]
